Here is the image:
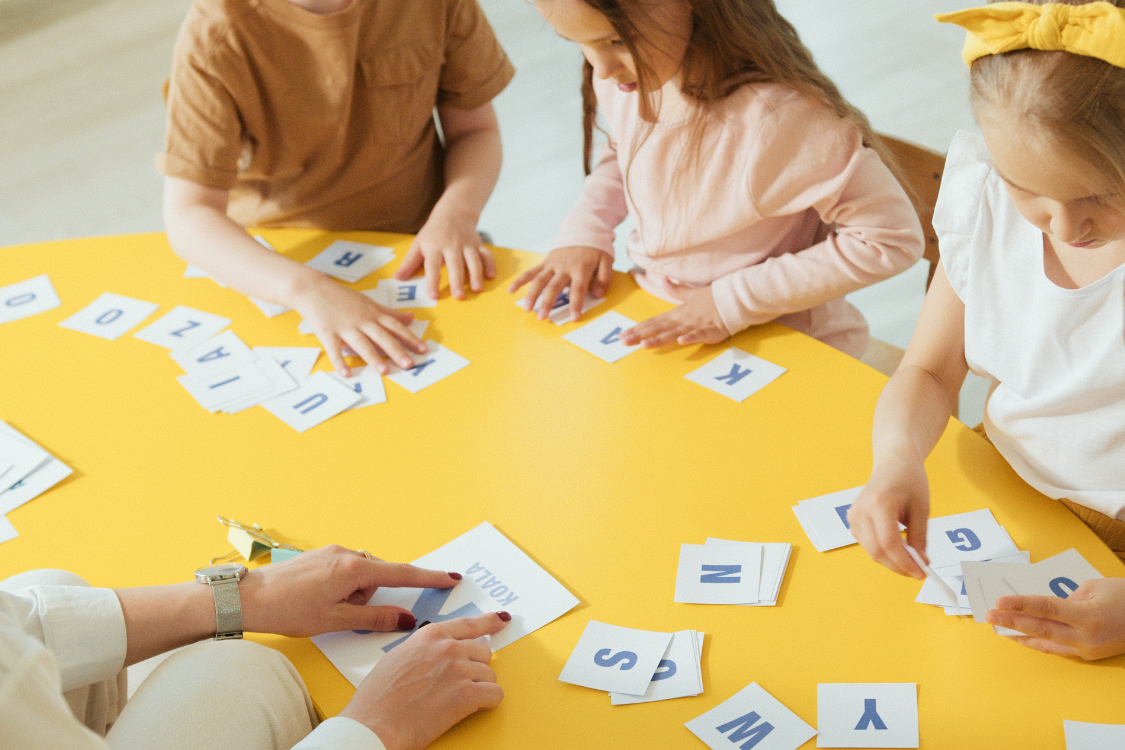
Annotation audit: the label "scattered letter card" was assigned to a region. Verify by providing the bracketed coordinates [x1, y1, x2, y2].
[561, 310, 641, 364]
[385, 341, 469, 393]
[675, 543, 761, 604]
[253, 347, 321, 382]
[924, 509, 1019, 568]
[816, 683, 918, 748]
[685, 347, 785, 403]
[133, 306, 231, 350]
[312, 522, 579, 687]
[260, 371, 360, 432]
[369, 278, 437, 309]
[305, 240, 395, 284]
[58, 292, 158, 340]
[1064, 720, 1125, 749]
[794, 487, 863, 552]
[0, 275, 61, 324]
[170, 330, 254, 376]
[686, 682, 816, 750]
[329, 366, 387, 409]
[610, 630, 703, 704]
[558, 621, 672, 696]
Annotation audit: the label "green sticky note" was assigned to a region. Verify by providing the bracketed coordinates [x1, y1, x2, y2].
[270, 548, 301, 564]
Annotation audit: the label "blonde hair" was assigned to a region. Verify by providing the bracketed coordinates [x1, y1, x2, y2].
[573, 0, 899, 253]
[969, 0, 1125, 204]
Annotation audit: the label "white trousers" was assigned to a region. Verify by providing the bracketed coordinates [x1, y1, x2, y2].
[1, 570, 319, 750]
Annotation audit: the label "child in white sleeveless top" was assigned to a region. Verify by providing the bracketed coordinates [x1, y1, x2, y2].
[849, 1, 1125, 661]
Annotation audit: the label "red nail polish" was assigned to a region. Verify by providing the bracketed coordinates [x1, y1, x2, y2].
[397, 613, 416, 630]
[497, 611, 512, 622]
[448, 572, 463, 580]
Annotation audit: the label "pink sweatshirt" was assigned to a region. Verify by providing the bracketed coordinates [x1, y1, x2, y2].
[553, 78, 924, 357]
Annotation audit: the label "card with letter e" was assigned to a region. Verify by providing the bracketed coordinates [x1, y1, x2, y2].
[558, 621, 673, 696]
[816, 683, 918, 748]
[260, 371, 360, 432]
[685, 347, 786, 403]
[675, 543, 761, 604]
[686, 682, 816, 750]
[561, 310, 641, 363]
[312, 522, 579, 687]
[0, 275, 61, 324]
[58, 292, 159, 340]
[133, 305, 231, 350]
[305, 240, 395, 284]
[385, 341, 469, 393]
[367, 278, 437, 309]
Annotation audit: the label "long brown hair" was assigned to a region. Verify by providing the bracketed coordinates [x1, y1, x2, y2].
[572, 0, 900, 253]
[969, 0, 1125, 206]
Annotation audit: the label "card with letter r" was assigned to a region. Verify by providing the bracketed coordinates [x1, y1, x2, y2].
[260, 371, 360, 432]
[685, 347, 786, 403]
[58, 292, 159, 340]
[312, 522, 579, 687]
[561, 310, 641, 363]
[0, 275, 61, 324]
[385, 340, 469, 393]
[675, 543, 762, 604]
[368, 278, 437, 309]
[558, 621, 673, 696]
[686, 681, 816, 750]
[133, 305, 231, 351]
[305, 240, 395, 284]
[816, 683, 918, 748]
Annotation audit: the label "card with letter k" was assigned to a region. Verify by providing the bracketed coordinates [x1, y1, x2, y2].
[685, 347, 786, 403]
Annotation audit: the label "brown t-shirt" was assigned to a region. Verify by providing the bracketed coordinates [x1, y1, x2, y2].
[158, 0, 514, 232]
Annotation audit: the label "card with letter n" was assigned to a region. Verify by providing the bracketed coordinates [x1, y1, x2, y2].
[685, 347, 785, 403]
[686, 682, 816, 750]
[816, 683, 918, 748]
[675, 543, 762, 604]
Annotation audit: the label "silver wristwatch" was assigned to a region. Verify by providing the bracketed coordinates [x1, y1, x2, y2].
[195, 563, 248, 640]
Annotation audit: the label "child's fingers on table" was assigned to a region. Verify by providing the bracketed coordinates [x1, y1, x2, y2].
[445, 248, 468, 300]
[424, 252, 444, 300]
[393, 244, 424, 281]
[536, 274, 571, 319]
[377, 314, 427, 354]
[339, 330, 389, 375]
[591, 255, 613, 299]
[519, 269, 555, 311]
[675, 326, 726, 345]
[507, 263, 545, 294]
[567, 268, 595, 322]
[360, 323, 416, 370]
[480, 245, 497, 280]
[621, 315, 674, 346]
[464, 246, 485, 293]
[319, 333, 352, 377]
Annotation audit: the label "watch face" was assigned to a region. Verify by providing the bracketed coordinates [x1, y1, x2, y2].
[196, 563, 247, 580]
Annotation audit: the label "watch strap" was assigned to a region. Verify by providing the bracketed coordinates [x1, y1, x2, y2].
[210, 578, 243, 640]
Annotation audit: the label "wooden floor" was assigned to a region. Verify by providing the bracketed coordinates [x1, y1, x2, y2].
[0, 0, 988, 421]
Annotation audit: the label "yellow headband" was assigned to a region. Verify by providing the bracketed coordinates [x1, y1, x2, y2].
[935, 2, 1125, 68]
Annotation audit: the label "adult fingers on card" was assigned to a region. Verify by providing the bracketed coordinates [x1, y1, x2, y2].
[341, 612, 509, 750]
[241, 546, 460, 637]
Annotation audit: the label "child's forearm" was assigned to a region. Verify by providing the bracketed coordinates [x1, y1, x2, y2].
[870, 362, 960, 473]
[163, 178, 325, 308]
[430, 119, 502, 225]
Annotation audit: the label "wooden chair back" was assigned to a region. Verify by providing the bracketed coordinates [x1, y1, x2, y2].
[879, 135, 946, 289]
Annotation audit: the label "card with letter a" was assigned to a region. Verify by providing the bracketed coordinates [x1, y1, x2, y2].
[312, 522, 579, 687]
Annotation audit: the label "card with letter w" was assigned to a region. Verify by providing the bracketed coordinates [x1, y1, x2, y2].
[312, 522, 579, 687]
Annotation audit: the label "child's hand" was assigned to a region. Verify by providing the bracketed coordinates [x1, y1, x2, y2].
[620, 282, 728, 347]
[293, 277, 427, 377]
[987, 578, 1125, 661]
[846, 455, 932, 580]
[394, 208, 496, 301]
[508, 246, 613, 322]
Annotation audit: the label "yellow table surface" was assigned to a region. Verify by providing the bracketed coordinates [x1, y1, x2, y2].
[1, 230, 1123, 748]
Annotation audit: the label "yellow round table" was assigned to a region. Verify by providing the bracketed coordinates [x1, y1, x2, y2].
[1, 230, 1122, 749]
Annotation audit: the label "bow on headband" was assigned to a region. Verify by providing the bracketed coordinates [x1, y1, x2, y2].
[936, 1, 1125, 68]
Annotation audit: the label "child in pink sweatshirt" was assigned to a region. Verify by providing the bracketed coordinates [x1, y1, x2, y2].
[511, 0, 924, 358]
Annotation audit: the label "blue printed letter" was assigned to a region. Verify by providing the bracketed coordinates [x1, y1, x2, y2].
[409, 359, 436, 377]
[855, 699, 888, 730]
[600, 327, 623, 345]
[700, 564, 742, 583]
[651, 659, 677, 682]
[835, 503, 852, 529]
[593, 649, 638, 670]
[1050, 577, 1079, 598]
[294, 394, 328, 414]
[715, 364, 752, 386]
[95, 309, 123, 325]
[716, 712, 774, 749]
[334, 251, 362, 267]
[945, 528, 981, 552]
[397, 285, 418, 302]
[5, 293, 35, 307]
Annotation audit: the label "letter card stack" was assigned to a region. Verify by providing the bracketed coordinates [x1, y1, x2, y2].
[0, 420, 73, 544]
[558, 620, 706, 705]
[675, 538, 791, 606]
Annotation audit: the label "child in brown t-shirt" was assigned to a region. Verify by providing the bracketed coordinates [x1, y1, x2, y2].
[159, 0, 514, 375]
